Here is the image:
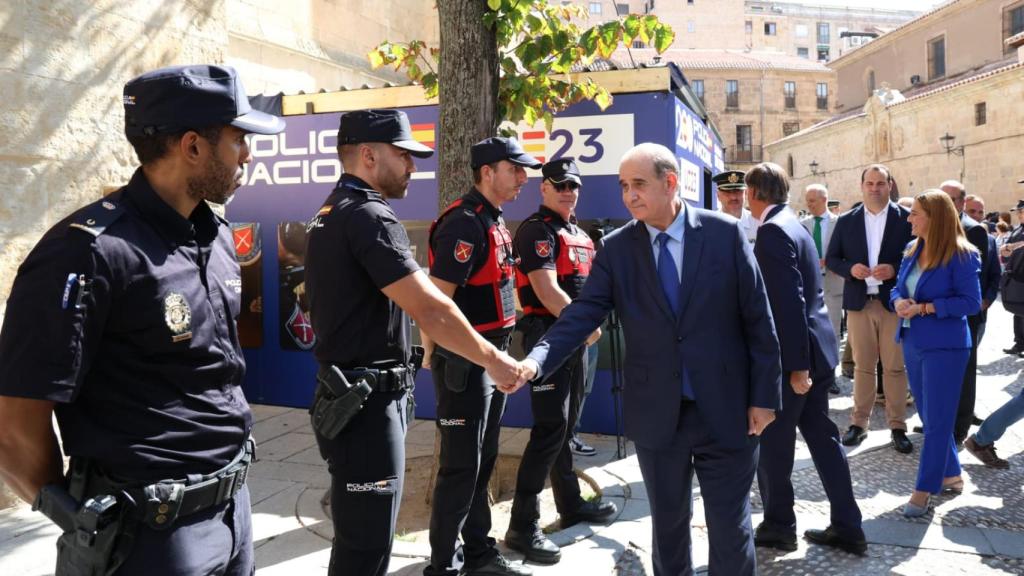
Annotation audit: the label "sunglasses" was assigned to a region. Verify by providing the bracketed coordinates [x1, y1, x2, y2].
[550, 180, 580, 192]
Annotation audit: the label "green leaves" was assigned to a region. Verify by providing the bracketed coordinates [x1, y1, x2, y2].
[369, 0, 675, 129]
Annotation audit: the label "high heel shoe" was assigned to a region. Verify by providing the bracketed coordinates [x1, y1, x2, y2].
[940, 479, 964, 495]
[903, 495, 931, 518]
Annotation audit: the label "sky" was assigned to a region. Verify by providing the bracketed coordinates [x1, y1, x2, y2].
[795, 0, 949, 10]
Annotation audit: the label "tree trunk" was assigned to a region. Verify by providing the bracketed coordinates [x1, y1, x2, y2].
[436, 0, 500, 209]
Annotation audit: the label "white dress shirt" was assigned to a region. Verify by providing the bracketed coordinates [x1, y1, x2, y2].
[863, 205, 888, 294]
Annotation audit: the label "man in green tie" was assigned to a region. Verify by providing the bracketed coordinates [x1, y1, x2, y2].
[802, 184, 843, 393]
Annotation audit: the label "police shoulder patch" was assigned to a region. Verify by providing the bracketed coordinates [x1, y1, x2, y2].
[68, 198, 126, 237]
[534, 240, 552, 258]
[454, 240, 474, 263]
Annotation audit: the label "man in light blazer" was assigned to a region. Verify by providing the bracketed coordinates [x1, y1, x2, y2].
[802, 184, 843, 394]
[515, 143, 782, 576]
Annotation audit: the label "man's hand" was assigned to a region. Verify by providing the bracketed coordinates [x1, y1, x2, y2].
[790, 371, 811, 395]
[748, 407, 776, 436]
[850, 263, 871, 280]
[497, 360, 538, 394]
[484, 351, 521, 391]
[871, 264, 895, 281]
[585, 327, 602, 346]
[421, 342, 435, 370]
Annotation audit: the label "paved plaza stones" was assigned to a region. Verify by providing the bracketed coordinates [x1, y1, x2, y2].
[1, 304, 1023, 575]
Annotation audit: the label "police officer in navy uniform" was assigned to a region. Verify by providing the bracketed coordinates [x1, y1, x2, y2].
[0, 65, 284, 575]
[421, 137, 538, 576]
[505, 158, 617, 564]
[304, 110, 524, 576]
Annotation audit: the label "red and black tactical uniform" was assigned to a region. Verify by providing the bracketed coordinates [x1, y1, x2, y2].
[428, 188, 517, 336]
[514, 206, 596, 317]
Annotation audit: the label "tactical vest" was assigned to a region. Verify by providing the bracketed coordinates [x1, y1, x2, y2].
[516, 215, 596, 317]
[429, 193, 517, 334]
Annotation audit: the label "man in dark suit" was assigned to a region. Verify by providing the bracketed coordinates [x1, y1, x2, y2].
[514, 143, 782, 576]
[746, 163, 865, 555]
[825, 164, 914, 453]
[940, 181, 990, 445]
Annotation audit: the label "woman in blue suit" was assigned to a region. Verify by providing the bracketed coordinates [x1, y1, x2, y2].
[891, 190, 980, 517]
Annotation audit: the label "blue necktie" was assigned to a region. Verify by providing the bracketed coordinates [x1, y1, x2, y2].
[657, 233, 693, 399]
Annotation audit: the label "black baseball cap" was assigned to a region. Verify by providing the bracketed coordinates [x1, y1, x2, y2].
[337, 109, 434, 158]
[471, 137, 542, 169]
[123, 65, 285, 137]
[542, 158, 582, 185]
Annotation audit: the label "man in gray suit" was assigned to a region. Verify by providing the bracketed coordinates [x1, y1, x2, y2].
[802, 184, 842, 394]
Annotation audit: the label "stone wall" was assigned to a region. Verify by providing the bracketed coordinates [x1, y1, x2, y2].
[766, 65, 1024, 214]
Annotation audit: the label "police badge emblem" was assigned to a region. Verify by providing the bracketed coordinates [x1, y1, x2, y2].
[454, 240, 474, 263]
[728, 172, 740, 184]
[231, 223, 261, 266]
[164, 292, 193, 342]
[534, 240, 552, 258]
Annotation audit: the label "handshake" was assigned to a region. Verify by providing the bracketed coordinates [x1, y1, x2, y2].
[485, 353, 538, 394]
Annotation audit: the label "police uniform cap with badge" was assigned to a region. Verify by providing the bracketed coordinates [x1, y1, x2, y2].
[712, 170, 747, 192]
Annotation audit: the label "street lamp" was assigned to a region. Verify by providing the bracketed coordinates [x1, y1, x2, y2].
[809, 160, 820, 176]
[939, 132, 964, 156]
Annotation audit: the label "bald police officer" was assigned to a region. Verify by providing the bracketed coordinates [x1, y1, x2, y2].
[422, 137, 538, 576]
[505, 159, 616, 564]
[304, 110, 523, 576]
[714, 170, 758, 244]
[0, 64, 283, 575]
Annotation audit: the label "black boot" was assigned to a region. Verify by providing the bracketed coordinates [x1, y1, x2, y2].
[504, 525, 561, 564]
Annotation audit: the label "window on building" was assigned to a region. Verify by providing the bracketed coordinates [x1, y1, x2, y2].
[765, 22, 777, 36]
[787, 155, 795, 176]
[817, 47, 830, 62]
[736, 125, 753, 161]
[688, 0, 695, 4]
[795, 24, 809, 38]
[745, 20, 753, 34]
[692, 79, 705, 105]
[975, 102, 987, 126]
[928, 35, 946, 79]
[817, 22, 830, 44]
[589, 1, 601, 15]
[1004, 3, 1024, 53]
[784, 81, 796, 109]
[816, 83, 828, 110]
[797, 47, 809, 58]
[783, 122, 801, 137]
[688, 20, 696, 33]
[726, 80, 739, 108]
[632, 40, 646, 48]
[616, 3, 629, 14]
[867, 69, 876, 96]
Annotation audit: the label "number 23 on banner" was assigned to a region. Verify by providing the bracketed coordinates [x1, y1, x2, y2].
[516, 114, 634, 177]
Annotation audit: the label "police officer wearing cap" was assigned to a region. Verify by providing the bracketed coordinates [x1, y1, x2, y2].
[0, 64, 283, 575]
[713, 170, 759, 244]
[304, 110, 522, 576]
[504, 158, 617, 564]
[421, 137, 538, 576]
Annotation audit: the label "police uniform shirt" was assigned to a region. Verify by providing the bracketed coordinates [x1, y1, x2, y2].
[430, 187, 504, 287]
[0, 169, 251, 482]
[516, 206, 572, 275]
[304, 174, 420, 368]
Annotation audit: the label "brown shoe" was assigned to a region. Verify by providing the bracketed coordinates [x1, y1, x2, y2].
[964, 436, 1009, 469]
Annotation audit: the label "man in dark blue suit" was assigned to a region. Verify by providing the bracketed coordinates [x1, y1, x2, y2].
[514, 143, 782, 576]
[744, 163, 865, 556]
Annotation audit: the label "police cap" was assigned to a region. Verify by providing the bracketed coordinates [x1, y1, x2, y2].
[541, 158, 581, 185]
[337, 109, 434, 158]
[712, 170, 747, 191]
[123, 65, 285, 137]
[1015, 199, 1024, 211]
[471, 137, 542, 169]
[827, 200, 840, 207]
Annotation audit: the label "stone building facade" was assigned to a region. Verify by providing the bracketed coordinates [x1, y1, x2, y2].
[766, 0, 1024, 215]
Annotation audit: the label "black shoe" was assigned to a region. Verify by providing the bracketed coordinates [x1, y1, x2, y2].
[912, 425, 923, 433]
[803, 526, 867, 556]
[841, 425, 867, 447]
[504, 527, 561, 565]
[560, 499, 617, 529]
[829, 381, 841, 394]
[971, 415, 983, 426]
[754, 523, 798, 551]
[464, 553, 533, 576]
[1004, 344, 1023, 355]
[891, 429, 913, 454]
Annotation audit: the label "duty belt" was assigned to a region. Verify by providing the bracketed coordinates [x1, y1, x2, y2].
[332, 345, 424, 393]
[84, 437, 256, 530]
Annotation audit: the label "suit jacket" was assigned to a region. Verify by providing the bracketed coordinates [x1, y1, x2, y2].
[981, 234, 1000, 306]
[825, 202, 912, 312]
[890, 243, 981, 350]
[758, 206, 838, 378]
[526, 206, 782, 451]
[801, 211, 843, 299]
[961, 212, 991, 322]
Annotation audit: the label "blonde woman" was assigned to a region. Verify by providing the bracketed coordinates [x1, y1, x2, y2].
[891, 190, 981, 517]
